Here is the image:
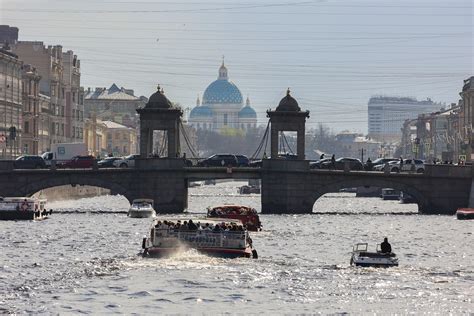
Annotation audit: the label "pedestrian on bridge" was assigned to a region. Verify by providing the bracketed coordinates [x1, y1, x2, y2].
[320, 153, 325, 159]
[331, 154, 336, 169]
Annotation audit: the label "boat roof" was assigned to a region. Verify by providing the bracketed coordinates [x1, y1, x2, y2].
[132, 199, 154, 203]
[152, 217, 244, 225]
[209, 205, 254, 209]
[0, 197, 47, 202]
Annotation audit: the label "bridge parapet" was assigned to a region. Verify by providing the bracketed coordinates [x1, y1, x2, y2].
[424, 164, 473, 178]
[135, 158, 186, 170]
[0, 160, 14, 171]
[261, 159, 309, 171]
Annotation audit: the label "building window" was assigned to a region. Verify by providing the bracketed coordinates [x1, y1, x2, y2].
[24, 121, 29, 134]
[223, 114, 228, 126]
[72, 92, 76, 102]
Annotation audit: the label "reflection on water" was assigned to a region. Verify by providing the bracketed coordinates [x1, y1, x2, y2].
[0, 181, 472, 314]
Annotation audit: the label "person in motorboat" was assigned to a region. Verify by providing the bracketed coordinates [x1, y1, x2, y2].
[380, 237, 392, 254]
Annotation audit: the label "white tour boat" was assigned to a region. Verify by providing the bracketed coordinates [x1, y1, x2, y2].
[128, 199, 156, 218]
[0, 197, 50, 220]
[350, 243, 399, 267]
[142, 218, 258, 258]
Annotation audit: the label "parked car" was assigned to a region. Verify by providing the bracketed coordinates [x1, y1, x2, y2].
[388, 159, 425, 173]
[58, 155, 95, 168]
[236, 154, 250, 167]
[197, 154, 239, 167]
[249, 153, 298, 167]
[365, 157, 398, 170]
[97, 157, 121, 168]
[13, 155, 46, 169]
[320, 157, 364, 170]
[310, 158, 332, 169]
[113, 154, 140, 168]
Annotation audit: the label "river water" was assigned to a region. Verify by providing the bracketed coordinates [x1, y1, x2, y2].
[0, 181, 472, 314]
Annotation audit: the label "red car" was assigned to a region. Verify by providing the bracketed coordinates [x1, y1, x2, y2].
[58, 155, 95, 168]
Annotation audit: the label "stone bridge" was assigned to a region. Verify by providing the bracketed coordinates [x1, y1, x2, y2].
[0, 158, 471, 215]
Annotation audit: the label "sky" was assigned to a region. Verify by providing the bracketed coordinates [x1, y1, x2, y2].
[1, 0, 472, 133]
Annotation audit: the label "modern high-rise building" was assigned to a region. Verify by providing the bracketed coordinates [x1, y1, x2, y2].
[368, 96, 443, 142]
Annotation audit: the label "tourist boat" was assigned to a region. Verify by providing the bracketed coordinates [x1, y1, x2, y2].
[141, 218, 258, 259]
[238, 185, 260, 194]
[381, 188, 400, 200]
[207, 205, 262, 231]
[0, 197, 50, 220]
[350, 243, 399, 267]
[456, 208, 474, 220]
[128, 199, 156, 218]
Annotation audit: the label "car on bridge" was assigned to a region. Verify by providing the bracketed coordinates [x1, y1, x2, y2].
[13, 155, 47, 169]
[310, 158, 332, 169]
[319, 157, 364, 171]
[236, 155, 250, 167]
[57, 155, 95, 169]
[249, 153, 298, 167]
[97, 157, 121, 168]
[365, 157, 398, 170]
[197, 154, 239, 167]
[388, 159, 425, 173]
[113, 154, 140, 168]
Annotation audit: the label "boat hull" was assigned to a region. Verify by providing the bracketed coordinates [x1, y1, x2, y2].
[128, 209, 155, 218]
[144, 246, 253, 259]
[0, 211, 48, 221]
[351, 252, 398, 267]
[456, 208, 474, 220]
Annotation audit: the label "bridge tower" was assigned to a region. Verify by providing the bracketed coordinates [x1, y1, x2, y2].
[266, 89, 310, 159]
[261, 89, 312, 214]
[136, 86, 183, 158]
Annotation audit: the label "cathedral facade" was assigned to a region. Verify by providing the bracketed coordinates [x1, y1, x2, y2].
[188, 62, 257, 133]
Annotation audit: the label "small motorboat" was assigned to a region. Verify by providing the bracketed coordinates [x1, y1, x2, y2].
[350, 243, 398, 267]
[456, 208, 474, 220]
[0, 197, 50, 220]
[381, 188, 400, 200]
[239, 185, 260, 194]
[142, 218, 258, 259]
[128, 199, 156, 218]
[207, 205, 262, 231]
[399, 192, 416, 204]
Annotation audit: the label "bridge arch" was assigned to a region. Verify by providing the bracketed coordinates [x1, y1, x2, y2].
[21, 175, 133, 203]
[309, 178, 428, 212]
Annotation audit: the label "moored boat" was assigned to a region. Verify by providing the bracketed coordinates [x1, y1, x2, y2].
[456, 208, 474, 220]
[207, 205, 262, 231]
[128, 199, 156, 218]
[381, 188, 400, 200]
[350, 243, 398, 267]
[0, 197, 50, 220]
[238, 185, 260, 194]
[142, 218, 258, 259]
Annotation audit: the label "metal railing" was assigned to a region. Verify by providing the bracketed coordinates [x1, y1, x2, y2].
[153, 228, 248, 249]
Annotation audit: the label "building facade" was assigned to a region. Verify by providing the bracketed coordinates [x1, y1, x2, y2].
[21, 64, 41, 155]
[12, 41, 68, 146]
[0, 48, 23, 158]
[62, 50, 84, 143]
[368, 96, 443, 142]
[188, 62, 257, 133]
[84, 113, 107, 157]
[103, 120, 137, 156]
[84, 84, 146, 129]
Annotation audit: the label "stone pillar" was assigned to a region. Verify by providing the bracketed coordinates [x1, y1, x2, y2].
[297, 129, 305, 159]
[168, 129, 176, 158]
[140, 127, 150, 158]
[270, 129, 278, 158]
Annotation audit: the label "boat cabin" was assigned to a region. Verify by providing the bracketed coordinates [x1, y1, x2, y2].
[0, 197, 49, 220]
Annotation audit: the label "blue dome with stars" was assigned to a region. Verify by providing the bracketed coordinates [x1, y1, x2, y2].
[202, 63, 243, 105]
[238, 105, 257, 118]
[190, 105, 213, 118]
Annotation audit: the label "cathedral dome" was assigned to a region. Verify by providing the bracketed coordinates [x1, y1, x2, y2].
[190, 105, 213, 118]
[239, 96, 257, 118]
[202, 62, 243, 105]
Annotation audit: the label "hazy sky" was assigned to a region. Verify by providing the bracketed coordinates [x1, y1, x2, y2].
[1, 0, 472, 133]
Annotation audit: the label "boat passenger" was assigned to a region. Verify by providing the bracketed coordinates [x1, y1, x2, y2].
[188, 219, 198, 230]
[380, 237, 392, 253]
[213, 224, 221, 232]
[180, 221, 188, 230]
[204, 223, 211, 230]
